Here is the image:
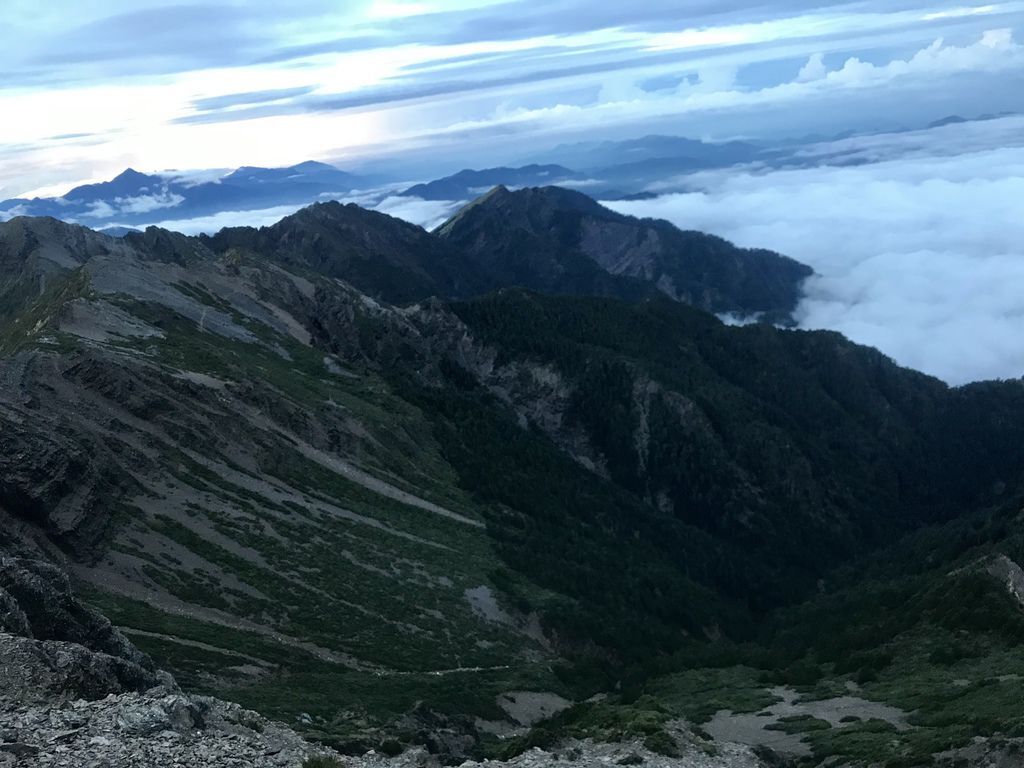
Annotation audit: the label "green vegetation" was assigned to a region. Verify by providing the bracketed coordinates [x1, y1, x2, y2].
[0, 266, 91, 352]
[8, 206, 1024, 768]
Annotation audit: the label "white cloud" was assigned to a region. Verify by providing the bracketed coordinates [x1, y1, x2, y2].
[433, 29, 1024, 148]
[821, 27, 1019, 87]
[922, 4, 999, 21]
[114, 189, 185, 214]
[368, 195, 465, 230]
[605, 119, 1024, 385]
[81, 200, 116, 219]
[120, 203, 308, 235]
[117, 193, 463, 235]
[0, 204, 30, 221]
[797, 52, 827, 81]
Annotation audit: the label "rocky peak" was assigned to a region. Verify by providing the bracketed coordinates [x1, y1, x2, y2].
[435, 185, 607, 238]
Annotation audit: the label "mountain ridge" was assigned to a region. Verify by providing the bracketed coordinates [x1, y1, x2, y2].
[0, 162, 362, 231]
[434, 185, 812, 317]
[2, 191, 1024, 764]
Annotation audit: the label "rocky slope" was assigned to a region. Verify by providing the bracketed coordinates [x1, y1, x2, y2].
[434, 186, 812, 317]
[3, 198, 1024, 765]
[0, 550, 343, 767]
[200, 187, 812, 318]
[0, 549, 755, 768]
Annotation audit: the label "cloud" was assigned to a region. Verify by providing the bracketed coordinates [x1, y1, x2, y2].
[190, 86, 317, 113]
[82, 201, 116, 219]
[372, 195, 465, 229]
[818, 26, 1021, 87]
[604, 118, 1024, 385]
[454, 28, 1024, 138]
[116, 203, 310, 235]
[2, 1, 1023, 198]
[117, 192, 461, 236]
[797, 52, 827, 81]
[0, 204, 30, 222]
[113, 190, 185, 214]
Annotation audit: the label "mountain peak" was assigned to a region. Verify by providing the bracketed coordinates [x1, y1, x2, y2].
[482, 183, 511, 199]
[467, 184, 613, 218]
[111, 168, 153, 183]
[435, 184, 811, 316]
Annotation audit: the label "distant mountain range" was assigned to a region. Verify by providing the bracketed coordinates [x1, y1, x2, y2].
[4, 113, 1017, 236]
[0, 161, 360, 230]
[0, 142, 767, 235]
[398, 164, 582, 200]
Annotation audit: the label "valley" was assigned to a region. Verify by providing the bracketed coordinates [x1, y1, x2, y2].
[2, 188, 1024, 767]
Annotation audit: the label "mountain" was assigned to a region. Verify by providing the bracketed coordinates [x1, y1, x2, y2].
[197, 188, 811, 318]
[4, 197, 1024, 764]
[435, 186, 812, 316]
[529, 135, 765, 173]
[927, 115, 969, 129]
[202, 200, 490, 305]
[220, 160, 356, 187]
[0, 161, 361, 230]
[400, 165, 582, 200]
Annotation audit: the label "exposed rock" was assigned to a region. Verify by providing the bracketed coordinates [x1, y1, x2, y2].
[0, 557, 155, 671]
[0, 553, 341, 767]
[0, 556, 166, 703]
[987, 554, 1024, 607]
[397, 704, 480, 765]
[355, 732, 764, 768]
[0, 633, 163, 704]
[0, 688, 339, 768]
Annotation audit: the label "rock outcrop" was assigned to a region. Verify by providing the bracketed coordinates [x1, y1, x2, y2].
[0, 689, 336, 768]
[0, 553, 342, 768]
[0, 556, 164, 700]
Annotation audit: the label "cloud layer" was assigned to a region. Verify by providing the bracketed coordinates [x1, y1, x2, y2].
[606, 117, 1024, 385]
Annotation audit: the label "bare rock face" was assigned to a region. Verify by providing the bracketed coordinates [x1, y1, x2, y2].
[0, 556, 166, 702]
[0, 633, 163, 704]
[0, 557, 152, 666]
[0, 690, 338, 768]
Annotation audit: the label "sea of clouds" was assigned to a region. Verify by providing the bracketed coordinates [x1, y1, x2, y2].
[606, 117, 1024, 385]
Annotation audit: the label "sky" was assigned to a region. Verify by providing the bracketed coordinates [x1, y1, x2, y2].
[2, 1, 1024, 384]
[2, 0, 1023, 196]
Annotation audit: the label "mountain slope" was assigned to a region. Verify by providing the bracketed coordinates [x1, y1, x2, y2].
[3, 205, 1024, 761]
[202, 200, 491, 304]
[200, 188, 812, 320]
[370, 291, 1024, 643]
[435, 186, 812, 316]
[0, 218, 561, 745]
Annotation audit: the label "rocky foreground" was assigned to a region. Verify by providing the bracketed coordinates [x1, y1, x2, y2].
[0, 553, 334, 767]
[0, 553, 767, 768]
[0, 685, 328, 768]
[0, 680, 764, 768]
[2, 549, 1018, 768]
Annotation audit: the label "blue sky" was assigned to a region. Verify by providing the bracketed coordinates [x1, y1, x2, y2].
[2, 1, 1023, 197]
